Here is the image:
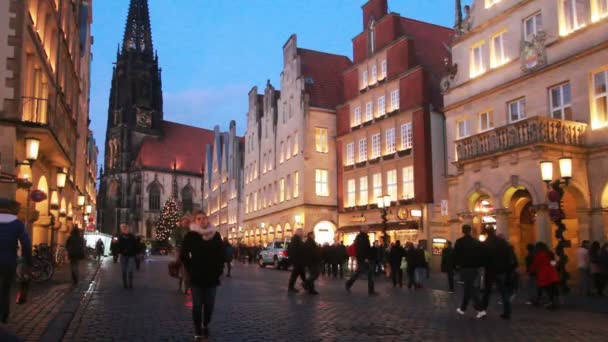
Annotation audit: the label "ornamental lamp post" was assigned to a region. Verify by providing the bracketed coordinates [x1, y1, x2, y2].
[539, 156, 573, 292]
[377, 195, 391, 247]
[24, 137, 40, 164]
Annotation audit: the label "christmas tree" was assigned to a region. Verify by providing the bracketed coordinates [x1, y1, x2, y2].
[155, 197, 182, 242]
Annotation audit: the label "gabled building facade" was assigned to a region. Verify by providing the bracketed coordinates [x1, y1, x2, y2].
[443, 0, 608, 271]
[242, 35, 352, 247]
[203, 121, 244, 242]
[336, 0, 453, 254]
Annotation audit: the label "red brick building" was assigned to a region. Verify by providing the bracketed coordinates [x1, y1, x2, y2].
[336, 0, 453, 254]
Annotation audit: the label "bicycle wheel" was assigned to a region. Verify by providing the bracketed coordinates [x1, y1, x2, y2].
[34, 259, 54, 282]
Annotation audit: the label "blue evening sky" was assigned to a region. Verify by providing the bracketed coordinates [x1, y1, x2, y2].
[90, 0, 464, 162]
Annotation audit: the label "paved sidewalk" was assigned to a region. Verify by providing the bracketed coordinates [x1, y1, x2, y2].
[3, 259, 101, 341]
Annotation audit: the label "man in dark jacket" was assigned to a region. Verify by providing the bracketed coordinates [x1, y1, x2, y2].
[389, 241, 405, 287]
[303, 232, 321, 295]
[337, 241, 348, 278]
[66, 226, 85, 284]
[287, 228, 307, 293]
[441, 241, 455, 292]
[0, 199, 31, 324]
[110, 237, 119, 263]
[118, 224, 138, 289]
[345, 225, 376, 295]
[180, 211, 224, 339]
[223, 238, 234, 277]
[477, 229, 516, 319]
[454, 224, 483, 316]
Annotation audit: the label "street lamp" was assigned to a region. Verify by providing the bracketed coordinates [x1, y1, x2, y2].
[77, 194, 86, 207]
[56, 168, 67, 190]
[85, 204, 92, 215]
[539, 156, 573, 292]
[377, 195, 391, 247]
[25, 137, 40, 164]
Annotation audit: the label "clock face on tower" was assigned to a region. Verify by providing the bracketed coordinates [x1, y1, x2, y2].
[135, 107, 152, 129]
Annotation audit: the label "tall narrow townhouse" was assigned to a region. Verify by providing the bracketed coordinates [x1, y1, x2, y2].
[443, 0, 608, 277]
[336, 0, 454, 265]
[243, 35, 351, 247]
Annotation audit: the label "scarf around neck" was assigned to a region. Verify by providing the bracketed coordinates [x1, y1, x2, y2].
[190, 223, 218, 241]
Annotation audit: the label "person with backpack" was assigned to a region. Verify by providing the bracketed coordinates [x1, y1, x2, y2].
[345, 225, 376, 295]
[66, 226, 86, 284]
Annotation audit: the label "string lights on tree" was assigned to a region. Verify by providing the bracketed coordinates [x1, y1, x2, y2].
[155, 197, 182, 242]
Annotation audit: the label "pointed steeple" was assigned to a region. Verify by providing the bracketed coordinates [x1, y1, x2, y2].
[122, 0, 154, 55]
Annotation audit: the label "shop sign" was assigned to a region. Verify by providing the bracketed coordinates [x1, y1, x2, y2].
[432, 238, 447, 255]
[350, 215, 366, 223]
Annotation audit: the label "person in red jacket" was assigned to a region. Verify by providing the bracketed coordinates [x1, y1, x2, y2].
[529, 242, 560, 310]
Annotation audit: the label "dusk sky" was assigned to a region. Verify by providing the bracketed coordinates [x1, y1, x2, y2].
[90, 0, 462, 162]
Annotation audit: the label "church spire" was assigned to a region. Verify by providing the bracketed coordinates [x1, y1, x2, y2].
[122, 0, 154, 55]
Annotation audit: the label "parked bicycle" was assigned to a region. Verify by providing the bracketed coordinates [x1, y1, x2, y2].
[52, 244, 68, 266]
[16, 244, 55, 282]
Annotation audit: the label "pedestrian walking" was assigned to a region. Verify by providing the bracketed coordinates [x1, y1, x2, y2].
[389, 240, 405, 287]
[404, 242, 417, 289]
[337, 241, 348, 278]
[441, 241, 455, 293]
[180, 210, 224, 340]
[589, 241, 605, 297]
[345, 225, 376, 295]
[524, 243, 536, 304]
[110, 237, 119, 263]
[477, 228, 517, 320]
[66, 226, 86, 284]
[303, 232, 321, 295]
[414, 244, 427, 288]
[454, 224, 484, 316]
[0, 198, 31, 324]
[223, 238, 234, 277]
[134, 236, 145, 271]
[575, 240, 591, 296]
[529, 242, 560, 309]
[95, 238, 105, 262]
[329, 241, 340, 277]
[287, 228, 307, 293]
[118, 224, 138, 289]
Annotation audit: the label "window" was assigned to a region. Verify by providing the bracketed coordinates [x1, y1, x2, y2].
[253, 191, 258, 211]
[524, 13, 543, 41]
[390, 90, 400, 112]
[286, 137, 292, 160]
[371, 65, 377, 84]
[286, 175, 291, 200]
[353, 106, 362, 126]
[550, 83, 572, 120]
[274, 181, 278, 204]
[470, 43, 485, 78]
[371, 133, 381, 158]
[346, 142, 355, 165]
[149, 184, 160, 211]
[263, 186, 267, 208]
[402, 166, 414, 199]
[372, 173, 382, 199]
[181, 187, 193, 213]
[358, 138, 367, 162]
[456, 119, 470, 139]
[595, 0, 608, 20]
[293, 133, 299, 156]
[387, 170, 397, 201]
[559, 0, 590, 35]
[262, 153, 267, 173]
[377, 96, 386, 117]
[479, 111, 494, 132]
[365, 102, 373, 121]
[245, 195, 249, 214]
[359, 177, 368, 205]
[315, 169, 329, 196]
[315, 128, 328, 153]
[280, 178, 285, 202]
[593, 70, 608, 126]
[380, 60, 387, 80]
[508, 98, 526, 122]
[400, 123, 413, 150]
[362, 70, 368, 88]
[385, 128, 396, 154]
[490, 31, 507, 68]
[293, 172, 299, 198]
[346, 179, 356, 207]
[279, 142, 284, 163]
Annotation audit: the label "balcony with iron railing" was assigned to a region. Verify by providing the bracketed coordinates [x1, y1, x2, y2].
[455, 116, 588, 162]
[21, 96, 78, 166]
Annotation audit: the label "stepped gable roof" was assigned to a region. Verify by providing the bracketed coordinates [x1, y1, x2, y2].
[136, 120, 214, 174]
[298, 48, 352, 110]
[400, 17, 454, 78]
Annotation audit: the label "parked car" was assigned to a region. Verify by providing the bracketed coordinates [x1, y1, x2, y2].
[258, 240, 290, 269]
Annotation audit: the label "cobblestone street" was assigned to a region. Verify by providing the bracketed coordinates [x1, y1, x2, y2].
[48, 256, 608, 342]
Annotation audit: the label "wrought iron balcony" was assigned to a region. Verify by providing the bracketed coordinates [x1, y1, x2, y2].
[455, 116, 587, 162]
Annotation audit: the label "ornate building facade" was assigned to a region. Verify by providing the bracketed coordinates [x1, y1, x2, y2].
[0, 0, 95, 245]
[242, 35, 352, 246]
[336, 0, 453, 259]
[203, 121, 244, 241]
[97, 0, 214, 237]
[443, 0, 608, 273]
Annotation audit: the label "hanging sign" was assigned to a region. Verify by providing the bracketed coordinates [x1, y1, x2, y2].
[30, 189, 47, 203]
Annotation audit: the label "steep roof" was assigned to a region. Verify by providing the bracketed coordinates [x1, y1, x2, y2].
[400, 17, 453, 80]
[135, 121, 215, 174]
[298, 48, 352, 110]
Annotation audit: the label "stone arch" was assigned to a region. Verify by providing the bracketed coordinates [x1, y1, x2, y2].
[563, 179, 591, 209]
[34, 175, 49, 215]
[497, 178, 541, 209]
[601, 183, 608, 208]
[284, 223, 292, 238]
[465, 185, 497, 213]
[275, 224, 283, 240]
[147, 179, 162, 211]
[181, 184, 194, 214]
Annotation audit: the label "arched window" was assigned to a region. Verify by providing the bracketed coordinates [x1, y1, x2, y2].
[149, 183, 161, 211]
[181, 186, 193, 214]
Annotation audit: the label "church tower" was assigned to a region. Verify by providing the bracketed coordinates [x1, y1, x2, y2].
[105, 0, 163, 174]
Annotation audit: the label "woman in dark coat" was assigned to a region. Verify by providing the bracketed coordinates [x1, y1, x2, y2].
[66, 227, 85, 284]
[303, 232, 321, 295]
[389, 241, 405, 287]
[441, 241, 455, 292]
